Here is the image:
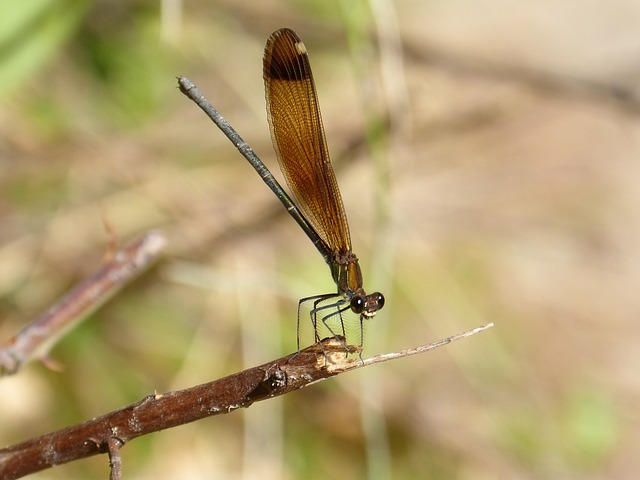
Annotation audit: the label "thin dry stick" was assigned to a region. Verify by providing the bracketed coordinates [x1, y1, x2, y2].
[0, 231, 167, 376]
[0, 323, 493, 480]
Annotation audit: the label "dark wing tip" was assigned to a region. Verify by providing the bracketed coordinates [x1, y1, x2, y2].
[264, 28, 311, 81]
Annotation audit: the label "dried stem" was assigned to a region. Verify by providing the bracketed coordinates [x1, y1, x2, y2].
[0, 323, 493, 479]
[0, 231, 167, 376]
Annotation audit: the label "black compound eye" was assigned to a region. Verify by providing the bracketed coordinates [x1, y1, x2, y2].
[375, 293, 385, 309]
[350, 295, 364, 314]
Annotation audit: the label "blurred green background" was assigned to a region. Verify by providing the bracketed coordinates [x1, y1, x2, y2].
[1, 0, 639, 478]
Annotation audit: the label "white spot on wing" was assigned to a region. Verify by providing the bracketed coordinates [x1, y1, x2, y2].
[294, 41, 307, 56]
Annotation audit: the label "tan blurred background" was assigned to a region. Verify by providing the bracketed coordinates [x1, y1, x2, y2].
[1, 0, 639, 478]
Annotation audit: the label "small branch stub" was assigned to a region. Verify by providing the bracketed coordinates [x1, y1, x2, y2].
[107, 436, 123, 480]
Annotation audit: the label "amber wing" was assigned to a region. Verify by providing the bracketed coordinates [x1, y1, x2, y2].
[263, 28, 352, 255]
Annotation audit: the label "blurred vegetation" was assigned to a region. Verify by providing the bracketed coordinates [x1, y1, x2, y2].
[0, 0, 89, 99]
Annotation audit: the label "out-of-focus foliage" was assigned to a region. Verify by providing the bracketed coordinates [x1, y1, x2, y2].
[0, 0, 90, 99]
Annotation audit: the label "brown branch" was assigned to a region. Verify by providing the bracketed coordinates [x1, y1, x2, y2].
[0, 231, 167, 377]
[0, 323, 493, 479]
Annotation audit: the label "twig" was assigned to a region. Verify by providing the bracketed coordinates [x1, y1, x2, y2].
[177, 76, 330, 263]
[0, 231, 167, 377]
[0, 323, 493, 479]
